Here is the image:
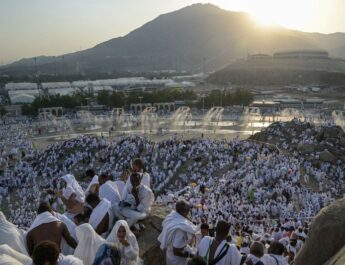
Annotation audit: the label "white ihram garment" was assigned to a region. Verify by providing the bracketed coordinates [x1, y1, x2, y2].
[85, 175, 99, 195]
[0, 211, 28, 255]
[99, 181, 121, 205]
[158, 211, 197, 265]
[74, 223, 106, 265]
[62, 174, 85, 203]
[114, 184, 154, 227]
[89, 198, 113, 238]
[198, 236, 242, 265]
[0, 244, 31, 265]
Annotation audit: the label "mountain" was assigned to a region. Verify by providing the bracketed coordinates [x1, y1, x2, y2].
[2, 3, 345, 76]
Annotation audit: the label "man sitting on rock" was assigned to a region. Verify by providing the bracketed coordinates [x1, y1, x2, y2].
[86, 193, 113, 238]
[113, 172, 154, 229]
[26, 202, 77, 256]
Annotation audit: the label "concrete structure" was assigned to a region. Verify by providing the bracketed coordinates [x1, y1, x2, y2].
[273, 50, 329, 59]
[250, 100, 279, 112]
[130, 103, 152, 113]
[249, 54, 271, 60]
[303, 99, 324, 109]
[38, 107, 64, 119]
[273, 99, 302, 109]
[111, 108, 125, 116]
[4, 105, 22, 116]
[153, 102, 176, 112]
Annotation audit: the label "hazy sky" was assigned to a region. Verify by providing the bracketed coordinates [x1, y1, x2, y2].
[1, 0, 345, 65]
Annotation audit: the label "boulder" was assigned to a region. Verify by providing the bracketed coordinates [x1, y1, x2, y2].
[295, 198, 345, 265]
[297, 142, 315, 154]
[319, 150, 336, 163]
[322, 126, 345, 139]
[138, 204, 171, 265]
[324, 245, 345, 265]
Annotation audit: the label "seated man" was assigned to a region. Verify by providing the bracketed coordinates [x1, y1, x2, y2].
[86, 193, 113, 237]
[115, 169, 130, 197]
[51, 174, 85, 220]
[99, 173, 121, 205]
[84, 169, 100, 196]
[114, 172, 154, 228]
[121, 159, 151, 200]
[26, 202, 77, 256]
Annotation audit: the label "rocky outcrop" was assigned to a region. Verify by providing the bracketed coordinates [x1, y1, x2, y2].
[295, 198, 345, 265]
[138, 205, 171, 265]
[250, 120, 345, 163]
[319, 150, 336, 163]
[297, 142, 315, 154]
[324, 245, 345, 265]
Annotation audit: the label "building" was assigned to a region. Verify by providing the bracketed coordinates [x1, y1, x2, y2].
[250, 100, 280, 112]
[273, 50, 329, 59]
[273, 99, 302, 109]
[303, 99, 324, 109]
[4, 105, 22, 116]
[249, 54, 271, 60]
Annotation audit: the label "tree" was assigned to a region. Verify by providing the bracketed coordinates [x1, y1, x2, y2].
[0, 106, 7, 117]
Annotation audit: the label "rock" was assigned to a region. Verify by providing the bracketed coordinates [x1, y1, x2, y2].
[319, 150, 336, 163]
[295, 198, 345, 265]
[322, 126, 345, 139]
[324, 245, 345, 265]
[138, 204, 171, 265]
[297, 142, 315, 154]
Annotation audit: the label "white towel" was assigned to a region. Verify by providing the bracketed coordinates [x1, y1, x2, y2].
[158, 211, 197, 250]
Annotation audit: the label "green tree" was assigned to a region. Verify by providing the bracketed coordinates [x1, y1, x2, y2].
[0, 106, 7, 117]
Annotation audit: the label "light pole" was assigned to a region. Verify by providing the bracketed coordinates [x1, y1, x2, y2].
[53, 56, 56, 76]
[201, 94, 206, 116]
[138, 96, 143, 113]
[34, 57, 37, 77]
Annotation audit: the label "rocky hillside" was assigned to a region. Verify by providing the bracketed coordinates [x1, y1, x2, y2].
[249, 120, 345, 164]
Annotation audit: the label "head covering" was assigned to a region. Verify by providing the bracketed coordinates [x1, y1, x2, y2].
[74, 223, 105, 265]
[85, 175, 99, 195]
[106, 220, 139, 265]
[62, 174, 85, 202]
[0, 211, 28, 255]
[107, 220, 137, 247]
[92, 243, 121, 265]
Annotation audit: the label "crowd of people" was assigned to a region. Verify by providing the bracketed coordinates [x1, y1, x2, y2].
[0, 117, 345, 265]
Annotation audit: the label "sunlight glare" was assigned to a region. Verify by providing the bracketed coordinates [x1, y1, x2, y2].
[219, 0, 315, 31]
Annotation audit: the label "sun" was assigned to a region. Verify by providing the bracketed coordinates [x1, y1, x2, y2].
[219, 0, 314, 31]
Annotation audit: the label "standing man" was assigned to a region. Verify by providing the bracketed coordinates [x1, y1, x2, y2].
[198, 221, 242, 265]
[158, 200, 197, 265]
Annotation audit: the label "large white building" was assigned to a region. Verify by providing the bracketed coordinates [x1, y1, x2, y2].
[5, 77, 194, 104]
